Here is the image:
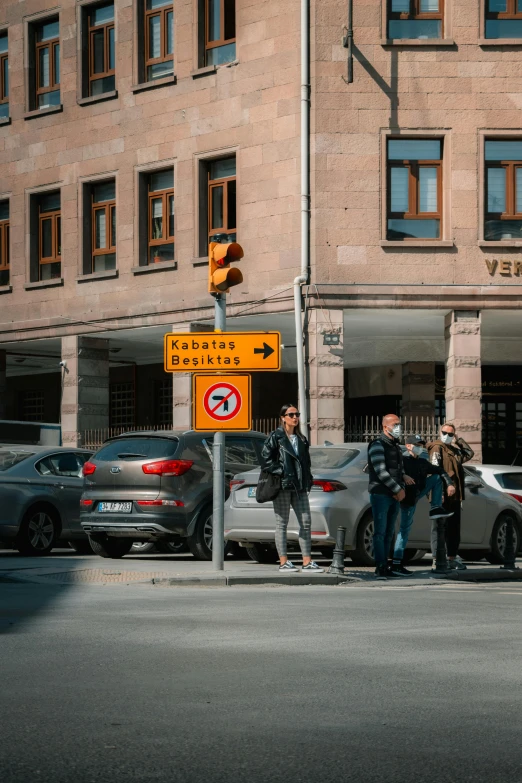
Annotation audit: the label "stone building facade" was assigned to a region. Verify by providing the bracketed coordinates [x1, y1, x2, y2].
[1, 0, 522, 462]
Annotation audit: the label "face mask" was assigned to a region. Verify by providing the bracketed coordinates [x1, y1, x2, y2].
[412, 446, 423, 456]
[441, 433, 454, 445]
[388, 424, 402, 440]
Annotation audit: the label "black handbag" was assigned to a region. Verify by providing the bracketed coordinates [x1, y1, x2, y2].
[256, 470, 281, 503]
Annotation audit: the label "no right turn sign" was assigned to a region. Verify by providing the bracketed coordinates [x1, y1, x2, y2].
[193, 374, 251, 432]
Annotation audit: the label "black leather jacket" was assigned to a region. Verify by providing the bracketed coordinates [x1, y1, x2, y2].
[261, 427, 313, 493]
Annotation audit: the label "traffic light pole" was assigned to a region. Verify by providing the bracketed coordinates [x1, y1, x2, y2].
[212, 293, 226, 571]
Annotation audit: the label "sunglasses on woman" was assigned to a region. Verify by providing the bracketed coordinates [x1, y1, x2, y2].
[286, 412, 300, 418]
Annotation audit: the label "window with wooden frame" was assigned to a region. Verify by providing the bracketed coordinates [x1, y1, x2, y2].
[486, 1, 522, 38]
[148, 170, 174, 264]
[0, 201, 9, 286]
[0, 33, 8, 120]
[387, 139, 442, 240]
[484, 140, 522, 240]
[91, 180, 116, 272]
[35, 19, 60, 110]
[38, 192, 61, 281]
[88, 3, 115, 95]
[208, 157, 236, 246]
[205, 0, 236, 65]
[145, 0, 173, 81]
[388, 0, 443, 39]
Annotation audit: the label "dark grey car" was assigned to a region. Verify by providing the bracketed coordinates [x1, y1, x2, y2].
[80, 430, 266, 560]
[0, 445, 93, 555]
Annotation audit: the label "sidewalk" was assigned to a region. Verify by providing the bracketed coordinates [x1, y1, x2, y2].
[1, 550, 522, 587]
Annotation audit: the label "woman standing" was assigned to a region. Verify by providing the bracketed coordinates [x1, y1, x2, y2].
[261, 403, 324, 572]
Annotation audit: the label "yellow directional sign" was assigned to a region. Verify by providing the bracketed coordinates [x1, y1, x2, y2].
[164, 331, 281, 373]
[192, 374, 252, 432]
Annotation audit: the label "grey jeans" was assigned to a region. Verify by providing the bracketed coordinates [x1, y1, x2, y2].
[272, 489, 312, 558]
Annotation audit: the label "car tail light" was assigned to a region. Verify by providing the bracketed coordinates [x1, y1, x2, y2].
[80, 499, 93, 506]
[312, 479, 347, 492]
[82, 461, 97, 476]
[508, 493, 522, 504]
[142, 459, 193, 477]
[136, 499, 184, 507]
[230, 479, 245, 490]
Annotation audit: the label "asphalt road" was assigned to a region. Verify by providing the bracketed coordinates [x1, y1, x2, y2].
[2, 580, 522, 783]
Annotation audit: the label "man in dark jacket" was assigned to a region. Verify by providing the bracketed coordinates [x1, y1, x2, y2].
[368, 414, 412, 579]
[428, 423, 474, 570]
[390, 435, 455, 576]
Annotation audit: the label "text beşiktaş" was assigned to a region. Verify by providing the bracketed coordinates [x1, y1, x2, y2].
[168, 338, 241, 367]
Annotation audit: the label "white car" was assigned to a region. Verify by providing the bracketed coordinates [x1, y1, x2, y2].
[467, 465, 522, 504]
[224, 444, 522, 566]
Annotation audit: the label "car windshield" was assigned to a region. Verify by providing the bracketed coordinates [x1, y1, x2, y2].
[495, 472, 522, 490]
[310, 448, 359, 470]
[94, 437, 179, 462]
[0, 450, 35, 471]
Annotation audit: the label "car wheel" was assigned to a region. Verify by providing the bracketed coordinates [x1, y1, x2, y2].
[16, 507, 59, 556]
[89, 536, 134, 559]
[459, 549, 487, 562]
[130, 541, 157, 554]
[68, 539, 96, 555]
[187, 507, 232, 561]
[486, 513, 520, 565]
[156, 537, 189, 555]
[245, 543, 279, 564]
[350, 514, 375, 566]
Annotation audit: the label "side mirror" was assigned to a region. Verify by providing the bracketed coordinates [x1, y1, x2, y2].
[464, 475, 482, 490]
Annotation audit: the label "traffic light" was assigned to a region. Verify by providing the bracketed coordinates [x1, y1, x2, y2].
[208, 242, 244, 294]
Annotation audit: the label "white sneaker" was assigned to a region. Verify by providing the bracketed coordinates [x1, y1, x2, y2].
[302, 561, 325, 573]
[279, 561, 299, 572]
[448, 557, 467, 571]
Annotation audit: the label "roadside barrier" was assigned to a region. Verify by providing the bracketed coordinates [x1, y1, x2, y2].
[328, 526, 347, 575]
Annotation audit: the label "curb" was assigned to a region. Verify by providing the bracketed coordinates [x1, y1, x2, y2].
[152, 574, 359, 587]
[440, 567, 522, 582]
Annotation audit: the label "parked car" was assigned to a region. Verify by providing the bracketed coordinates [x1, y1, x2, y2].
[224, 443, 522, 566]
[0, 445, 93, 555]
[80, 430, 267, 559]
[467, 465, 522, 502]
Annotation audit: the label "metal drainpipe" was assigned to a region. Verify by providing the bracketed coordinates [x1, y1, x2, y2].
[294, 0, 310, 438]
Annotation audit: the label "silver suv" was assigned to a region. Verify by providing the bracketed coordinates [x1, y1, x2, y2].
[80, 430, 266, 559]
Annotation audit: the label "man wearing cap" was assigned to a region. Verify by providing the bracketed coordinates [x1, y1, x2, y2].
[390, 434, 455, 576]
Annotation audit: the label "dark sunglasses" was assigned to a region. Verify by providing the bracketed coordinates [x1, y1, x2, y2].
[286, 412, 300, 418]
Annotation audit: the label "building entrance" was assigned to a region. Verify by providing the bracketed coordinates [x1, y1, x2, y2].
[482, 399, 522, 466]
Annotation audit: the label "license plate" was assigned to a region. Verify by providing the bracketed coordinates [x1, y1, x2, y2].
[98, 502, 132, 513]
[248, 487, 257, 498]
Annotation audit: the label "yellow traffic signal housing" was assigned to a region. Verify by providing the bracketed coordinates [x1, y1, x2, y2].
[208, 242, 244, 294]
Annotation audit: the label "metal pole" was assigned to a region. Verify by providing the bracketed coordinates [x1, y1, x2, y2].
[292, 0, 310, 439]
[294, 281, 308, 438]
[212, 293, 226, 571]
[434, 518, 448, 574]
[328, 526, 346, 575]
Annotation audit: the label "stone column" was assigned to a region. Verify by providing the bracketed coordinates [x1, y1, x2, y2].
[0, 349, 6, 419]
[172, 372, 191, 430]
[401, 362, 436, 421]
[307, 309, 344, 445]
[61, 336, 110, 447]
[444, 311, 482, 462]
[169, 322, 212, 431]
